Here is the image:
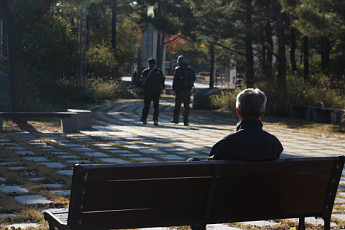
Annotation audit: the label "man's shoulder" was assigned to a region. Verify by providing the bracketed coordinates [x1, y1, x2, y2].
[141, 68, 150, 74]
[154, 68, 163, 73]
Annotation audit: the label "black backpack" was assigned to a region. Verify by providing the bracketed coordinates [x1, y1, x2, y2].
[181, 67, 194, 89]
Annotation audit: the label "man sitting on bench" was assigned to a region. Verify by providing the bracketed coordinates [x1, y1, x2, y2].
[193, 88, 284, 230]
[209, 88, 284, 161]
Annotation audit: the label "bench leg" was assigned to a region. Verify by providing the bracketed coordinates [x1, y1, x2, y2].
[61, 115, 78, 133]
[324, 217, 331, 230]
[298, 217, 305, 230]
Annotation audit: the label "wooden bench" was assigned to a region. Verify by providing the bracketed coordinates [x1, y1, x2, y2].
[0, 112, 78, 133]
[43, 156, 344, 230]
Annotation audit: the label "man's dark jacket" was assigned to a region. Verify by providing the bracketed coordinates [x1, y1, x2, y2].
[172, 64, 196, 91]
[209, 120, 283, 161]
[141, 67, 165, 93]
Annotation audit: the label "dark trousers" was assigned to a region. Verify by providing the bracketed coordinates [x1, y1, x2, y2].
[173, 90, 192, 123]
[141, 92, 160, 121]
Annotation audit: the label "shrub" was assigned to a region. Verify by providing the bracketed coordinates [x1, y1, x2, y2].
[86, 77, 142, 101]
[210, 88, 243, 117]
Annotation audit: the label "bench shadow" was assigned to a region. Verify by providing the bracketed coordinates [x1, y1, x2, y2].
[16, 122, 40, 133]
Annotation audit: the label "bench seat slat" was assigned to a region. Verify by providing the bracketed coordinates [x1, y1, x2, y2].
[0, 112, 75, 118]
[85, 163, 215, 181]
[79, 207, 206, 230]
[216, 158, 336, 175]
[211, 199, 324, 222]
[83, 184, 209, 211]
[215, 173, 331, 200]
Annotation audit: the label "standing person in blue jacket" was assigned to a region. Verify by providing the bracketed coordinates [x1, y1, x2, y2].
[171, 55, 196, 126]
[139, 58, 165, 126]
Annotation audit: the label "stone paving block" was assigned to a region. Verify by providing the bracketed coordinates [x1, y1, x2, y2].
[240, 220, 280, 227]
[71, 147, 93, 152]
[0, 185, 28, 193]
[120, 154, 142, 157]
[131, 157, 157, 162]
[108, 149, 132, 154]
[99, 158, 129, 164]
[8, 166, 26, 171]
[6, 223, 41, 229]
[98, 146, 119, 150]
[206, 224, 241, 230]
[138, 149, 166, 154]
[92, 143, 112, 147]
[66, 160, 91, 164]
[332, 214, 345, 220]
[57, 155, 80, 159]
[60, 143, 82, 148]
[14, 150, 35, 155]
[29, 177, 45, 182]
[15, 195, 52, 204]
[6, 146, 26, 151]
[50, 190, 70, 196]
[57, 169, 73, 176]
[158, 155, 186, 160]
[0, 213, 16, 218]
[0, 161, 17, 166]
[23, 156, 49, 162]
[0, 138, 11, 142]
[83, 152, 110, 157]
[50, 151, 70, 155]
[39, 162, 66, 169]
[43, 183, 64, 188]
[335, 197, 345, 203]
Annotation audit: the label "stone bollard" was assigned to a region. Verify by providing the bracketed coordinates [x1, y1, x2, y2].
[67, 109, 93, 130]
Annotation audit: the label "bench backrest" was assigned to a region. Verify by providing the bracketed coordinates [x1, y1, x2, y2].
[67, 157, 344, 230]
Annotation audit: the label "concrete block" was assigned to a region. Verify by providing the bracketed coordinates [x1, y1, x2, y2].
[61, 114, 78, 133]
[67, 109, 93, 130]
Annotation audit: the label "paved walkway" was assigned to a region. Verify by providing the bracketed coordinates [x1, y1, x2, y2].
[0, 97, 345, 229]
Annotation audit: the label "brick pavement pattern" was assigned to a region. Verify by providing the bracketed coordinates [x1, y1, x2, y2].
[0, 97, 345, 229]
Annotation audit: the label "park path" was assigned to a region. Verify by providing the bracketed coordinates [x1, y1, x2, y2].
[0, 96, 345, 229]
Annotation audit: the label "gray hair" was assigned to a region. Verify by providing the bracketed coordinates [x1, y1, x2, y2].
[236, 88, 267, 119]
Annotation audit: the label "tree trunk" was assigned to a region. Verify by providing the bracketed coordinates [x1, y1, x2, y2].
[265, 0, 273, 79]
[3, 0, 52, 115]
[156, 32, 165, 69]
[321, 36, 330, 73]
[303, 35, 309, 81]
[276, 2, 287, 115]
[8, 15, 26, 113]
[209, 45, 215, 88]
[111, 0, 117, 51]
[290, 27, 297, 72]
[245, 0, 254, 88]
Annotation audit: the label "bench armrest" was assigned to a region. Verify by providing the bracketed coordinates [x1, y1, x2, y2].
[43, 211, 69, 230]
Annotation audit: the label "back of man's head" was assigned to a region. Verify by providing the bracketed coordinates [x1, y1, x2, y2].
[177, 55, 186, 65]
[236, 88, 267, 120]
[148, 58, 156, 66]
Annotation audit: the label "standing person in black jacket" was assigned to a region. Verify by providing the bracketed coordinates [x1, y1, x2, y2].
[139, 58, 165, 126]
[171, 55, 196, 126]
[191, 88, 283, 230]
